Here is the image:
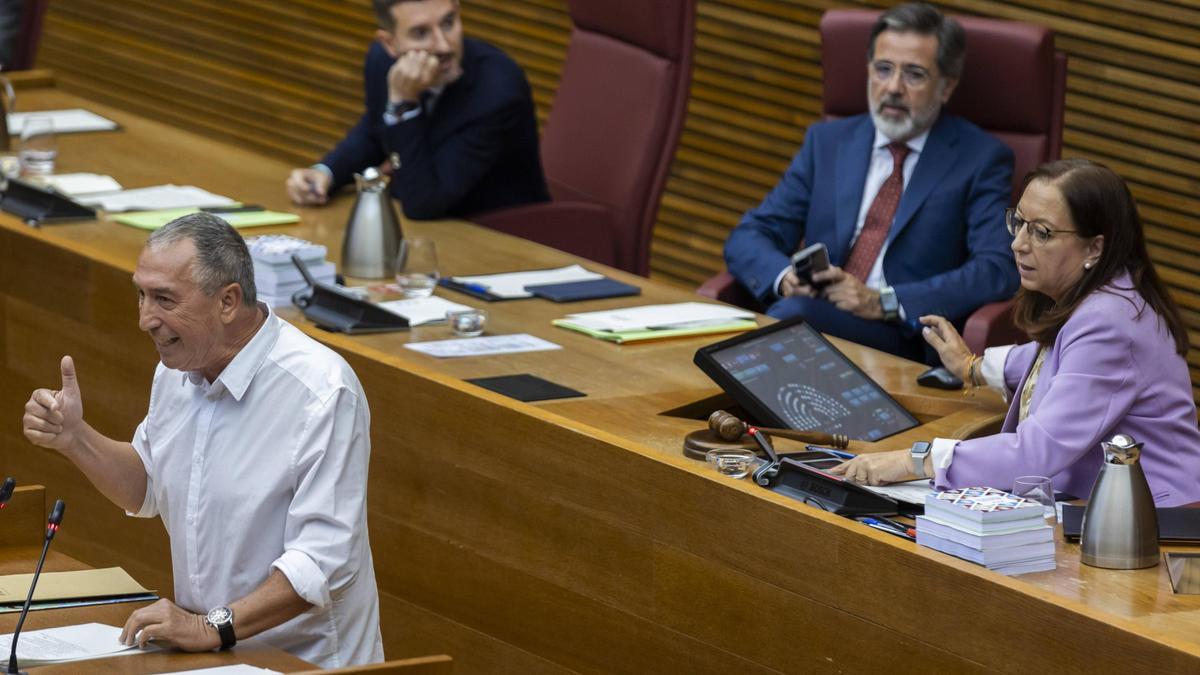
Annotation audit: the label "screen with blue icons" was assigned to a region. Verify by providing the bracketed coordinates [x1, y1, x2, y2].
[708, 322, 918, 440]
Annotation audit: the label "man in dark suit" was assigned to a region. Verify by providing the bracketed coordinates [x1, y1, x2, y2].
[724, 3, 1018, 361]
[285, 0, 549, 219]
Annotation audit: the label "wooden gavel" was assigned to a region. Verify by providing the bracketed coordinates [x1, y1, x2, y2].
[707, 410, 850, 450]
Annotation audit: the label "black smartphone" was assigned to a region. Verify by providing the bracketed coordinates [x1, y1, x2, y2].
[790, 242, 830, 289]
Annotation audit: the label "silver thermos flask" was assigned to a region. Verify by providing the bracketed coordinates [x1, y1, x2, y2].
[341, 167, 403, 279]
[1079, 434, 1159, 569]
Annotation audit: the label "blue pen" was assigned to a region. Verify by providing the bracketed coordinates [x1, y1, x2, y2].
[859, 519, 916, 540]
[462, 282, 491, 294]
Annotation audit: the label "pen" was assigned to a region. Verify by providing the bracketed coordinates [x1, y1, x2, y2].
[859, 519, 916, 541]
[860, 517, 917, 538]
[462, 282, 491, 294]
[201, 205, 264, 214]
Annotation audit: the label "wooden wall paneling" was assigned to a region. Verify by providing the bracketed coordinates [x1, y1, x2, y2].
[37, 0, 1200, 387]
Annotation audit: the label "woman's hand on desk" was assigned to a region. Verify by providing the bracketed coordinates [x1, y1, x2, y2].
[829, 450, 919, 486]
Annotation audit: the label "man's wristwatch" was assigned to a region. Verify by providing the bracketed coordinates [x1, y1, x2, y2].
[205, 606, 236, 650]
[910, 441, 931, 479]
[879, 285, 900, 323]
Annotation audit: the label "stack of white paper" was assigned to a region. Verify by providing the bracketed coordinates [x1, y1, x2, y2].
[245, 235, 336, 308]
[76, 185, 237, 212]
[0, 622, 141, 667]
[450, 264, 603, 299]
[7, 109, 119, 134]
[378, 295, 472, 326]
[38, 173, 124, 197]
[405, 334, 561, 358]
[561, 302, 754, 333]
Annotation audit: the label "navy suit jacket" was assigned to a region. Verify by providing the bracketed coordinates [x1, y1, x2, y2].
[725, 113, 1019, 325]
[321, 38, 550, 220]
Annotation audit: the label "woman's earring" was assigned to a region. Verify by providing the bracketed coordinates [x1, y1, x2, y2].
[1084, 261, 1093, 270]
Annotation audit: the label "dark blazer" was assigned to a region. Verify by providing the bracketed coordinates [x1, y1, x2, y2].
[724, 113, 1019, 325]
[321, 38, 550, 220]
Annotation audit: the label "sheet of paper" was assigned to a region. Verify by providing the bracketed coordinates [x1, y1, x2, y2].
[163, 666, 282, 675]
[404, 333, 561, 358]
[37, 173, 123, 196]
[114, 208, 300, 231]
[862, 479, 936, 505]
[562, 302, 754, 332]
[8, 108, 119, 134]
[0, 623, 139, 666]
[76, 185, 237, 212]
[0, 566, 153, 604]
[451, 264, 603, 299]
[378, 295, 472, 326]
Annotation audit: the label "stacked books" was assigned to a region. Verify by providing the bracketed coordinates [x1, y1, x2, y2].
[916, 487, 1056, 576]
[245, 235, 336, 308]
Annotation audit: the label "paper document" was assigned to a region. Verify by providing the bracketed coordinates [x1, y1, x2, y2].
[450, 265, 603, 299]
[114, 208, 300, 231]
[379, 295, 472, 326]
[405, 333, 561, 358]
[561, 302, 754, 333]
[37, 173, 123, 197]
[862, 479, 936, 506]
[77, 185, 237, 212]
[0, 623, 141, 666]
[163, 662, 282, 667]
[0, 566, 153, 605]
[8, 108, 119, 134]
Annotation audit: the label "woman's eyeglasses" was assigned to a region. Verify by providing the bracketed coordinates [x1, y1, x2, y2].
[1006, 208, 1077, 245]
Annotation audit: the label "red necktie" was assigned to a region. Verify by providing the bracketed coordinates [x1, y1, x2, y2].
[844, 142, 911, 281]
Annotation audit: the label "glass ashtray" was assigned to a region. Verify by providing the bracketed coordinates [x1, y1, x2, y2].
[705, 448, 757, 479]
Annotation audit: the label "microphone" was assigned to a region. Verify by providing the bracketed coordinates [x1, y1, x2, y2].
[7, 499, 65, 675]
[0, 478, 14, 509]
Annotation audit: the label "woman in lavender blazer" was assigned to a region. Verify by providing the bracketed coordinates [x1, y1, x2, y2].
[831, 159, 1200, 506]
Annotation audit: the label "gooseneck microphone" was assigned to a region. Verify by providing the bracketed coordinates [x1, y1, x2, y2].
[0, 478, 15, 509]
[7, 499, 65, 675]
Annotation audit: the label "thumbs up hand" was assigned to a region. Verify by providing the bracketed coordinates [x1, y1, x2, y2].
[23, 356, 85, 453]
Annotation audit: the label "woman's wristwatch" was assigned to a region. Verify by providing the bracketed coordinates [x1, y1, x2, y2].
[910, 441, 931, 478]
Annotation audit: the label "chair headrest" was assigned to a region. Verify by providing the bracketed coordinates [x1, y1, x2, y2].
[568, 0, 693, 59]
[821, 9, 1056, 133]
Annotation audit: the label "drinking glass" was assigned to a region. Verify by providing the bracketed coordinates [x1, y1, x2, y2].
[447, 308, 487, 337]
[1013, 475, 1056, 524]
[394, 238, 439, 298]
[19, 116, 57, 176]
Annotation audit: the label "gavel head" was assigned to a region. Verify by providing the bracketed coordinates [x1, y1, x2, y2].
[708, 410, 748, 441]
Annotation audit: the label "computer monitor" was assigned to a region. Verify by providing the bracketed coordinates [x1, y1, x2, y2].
[694, 317, 918, 441]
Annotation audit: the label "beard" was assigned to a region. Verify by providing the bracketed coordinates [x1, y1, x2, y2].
[869, 79, 945, 141]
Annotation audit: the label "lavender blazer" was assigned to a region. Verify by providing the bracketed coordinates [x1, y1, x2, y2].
[935, 272, 1200, 506]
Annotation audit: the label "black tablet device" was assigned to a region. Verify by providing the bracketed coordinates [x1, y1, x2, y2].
[693, 317, 918, 441]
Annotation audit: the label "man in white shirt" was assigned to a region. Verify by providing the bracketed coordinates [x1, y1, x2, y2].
[723, 2, 1018, 361]
[21, 213, 383, 668]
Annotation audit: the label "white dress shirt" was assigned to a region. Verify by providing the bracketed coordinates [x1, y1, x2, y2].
[131, 306, 383, 668]
[774, 127, 931, 319]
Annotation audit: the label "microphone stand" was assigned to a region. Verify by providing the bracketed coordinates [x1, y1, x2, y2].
[7, 499, 64, 675]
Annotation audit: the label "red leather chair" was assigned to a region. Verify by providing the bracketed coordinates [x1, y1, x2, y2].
[7, 0, 49, 71]
[699, 9, 1067, 354]
[472, 0, 696, 276]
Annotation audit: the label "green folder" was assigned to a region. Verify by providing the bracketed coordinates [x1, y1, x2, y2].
[552, 318, 758, 344]
[113, 207, 300, 230]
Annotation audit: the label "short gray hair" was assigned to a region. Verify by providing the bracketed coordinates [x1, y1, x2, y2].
[146, 212, 257, 305]
[868, 3, 966, 80]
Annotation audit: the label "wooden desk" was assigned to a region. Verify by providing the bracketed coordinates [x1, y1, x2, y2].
[2, 83, 1199, 673]
[0, 486, 312, 673]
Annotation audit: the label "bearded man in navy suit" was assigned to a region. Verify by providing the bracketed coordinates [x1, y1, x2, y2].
[286, 0, 549, 219]
[724, 3, 1018, 361]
